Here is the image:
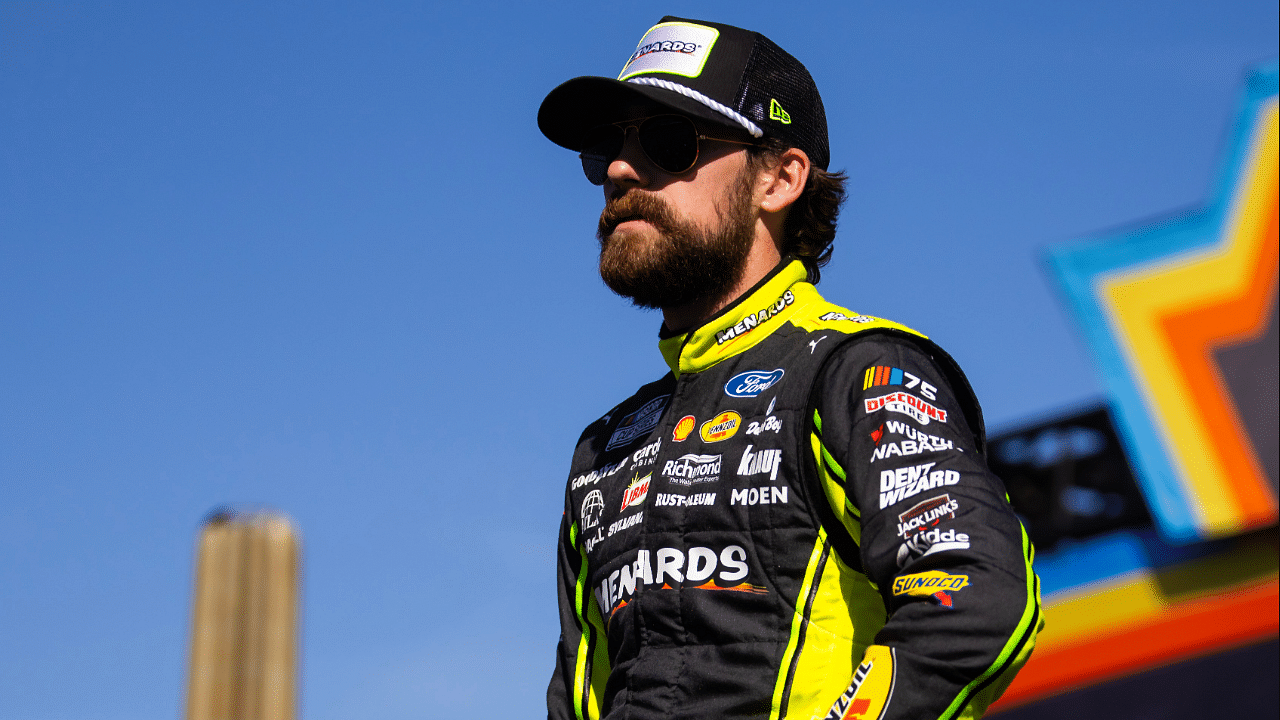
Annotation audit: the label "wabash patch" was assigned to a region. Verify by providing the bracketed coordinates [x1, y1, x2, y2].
[824, 645, 896, 719]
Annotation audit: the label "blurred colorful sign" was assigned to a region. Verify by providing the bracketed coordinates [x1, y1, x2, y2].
[1047, 63, 1279, 543]
[990, 527, 1278, 713]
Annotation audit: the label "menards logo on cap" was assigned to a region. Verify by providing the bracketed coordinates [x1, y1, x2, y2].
[618, 22, 719, 81]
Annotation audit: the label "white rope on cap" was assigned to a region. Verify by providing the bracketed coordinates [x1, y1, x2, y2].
[626, 77, 764, 138]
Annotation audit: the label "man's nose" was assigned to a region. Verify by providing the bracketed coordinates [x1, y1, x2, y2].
[605, 127, 651, 193]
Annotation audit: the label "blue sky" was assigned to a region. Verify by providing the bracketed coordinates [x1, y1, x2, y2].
[1, 1, 1276, 717]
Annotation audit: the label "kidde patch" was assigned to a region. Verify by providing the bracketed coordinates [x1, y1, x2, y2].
[673, 415, 696, 442]
[620, 473, 651, 511]
[700, 411, 742, 443]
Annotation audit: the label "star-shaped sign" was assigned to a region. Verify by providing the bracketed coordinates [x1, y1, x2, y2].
[1048, 62, 1278, 543]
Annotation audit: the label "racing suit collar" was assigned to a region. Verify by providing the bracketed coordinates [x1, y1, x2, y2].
[659, 258, 816, 377]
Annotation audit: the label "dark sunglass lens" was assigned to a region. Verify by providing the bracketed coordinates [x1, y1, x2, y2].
[580, 156, 608, 186]
[578, 125, 624, 185]
[639, 116, 699, 173]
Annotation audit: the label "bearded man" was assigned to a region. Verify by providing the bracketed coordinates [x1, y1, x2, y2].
[538, 17, 1042, 720]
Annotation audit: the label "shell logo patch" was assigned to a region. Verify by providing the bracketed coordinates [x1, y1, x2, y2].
[699, 411, 742, 443]
[673, 415, 697, 442]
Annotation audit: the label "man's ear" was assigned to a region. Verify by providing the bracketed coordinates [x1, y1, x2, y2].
[758, 147, 810, 214]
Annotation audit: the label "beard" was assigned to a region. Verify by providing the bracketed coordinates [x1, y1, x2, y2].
[596, 170, 755, 310]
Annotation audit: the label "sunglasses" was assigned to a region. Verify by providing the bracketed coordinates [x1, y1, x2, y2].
[578, 114, 758, 185]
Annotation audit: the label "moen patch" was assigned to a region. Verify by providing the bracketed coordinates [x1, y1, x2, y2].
[730, 486, 788, 506]
[700, 411, 742, 442]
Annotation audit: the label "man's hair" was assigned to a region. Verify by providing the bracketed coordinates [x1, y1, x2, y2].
[748, 139, 847, 284]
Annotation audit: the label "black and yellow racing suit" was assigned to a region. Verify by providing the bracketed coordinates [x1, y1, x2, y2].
[548, 259, 1042, 720]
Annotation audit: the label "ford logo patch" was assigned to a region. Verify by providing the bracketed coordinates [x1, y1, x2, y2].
[725, 369, 785, 398]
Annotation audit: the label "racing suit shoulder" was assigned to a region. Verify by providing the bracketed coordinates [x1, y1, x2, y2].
[791, 298, 927, 339]
[810, 333, 1042, 720]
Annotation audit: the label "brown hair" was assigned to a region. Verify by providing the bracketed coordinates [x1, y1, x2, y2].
[748, 139, 848, 284]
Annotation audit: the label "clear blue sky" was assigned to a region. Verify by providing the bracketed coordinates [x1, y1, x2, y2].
[1, 1, 1275, 717]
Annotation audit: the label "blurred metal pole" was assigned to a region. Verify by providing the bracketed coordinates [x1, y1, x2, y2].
[186, 509, 300, 720]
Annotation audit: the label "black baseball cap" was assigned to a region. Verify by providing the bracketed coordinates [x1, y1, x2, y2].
[538, 16, 830, 170]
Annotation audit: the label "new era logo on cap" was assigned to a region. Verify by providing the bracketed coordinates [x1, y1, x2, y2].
[619, 22, 719, 81]
[769, 99, 791, 124]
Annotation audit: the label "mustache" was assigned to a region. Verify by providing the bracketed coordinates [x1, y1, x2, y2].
[597, 192, 679, 241]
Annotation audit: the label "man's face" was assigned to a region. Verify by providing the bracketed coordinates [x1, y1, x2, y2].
[595, 114, 759, 310]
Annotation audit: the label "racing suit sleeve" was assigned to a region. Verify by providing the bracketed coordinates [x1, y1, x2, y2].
[813, 335, 1042, 720]
[548, 475, 611, 719]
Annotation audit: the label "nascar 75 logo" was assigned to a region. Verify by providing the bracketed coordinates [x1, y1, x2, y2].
[862, 365, 937, 400]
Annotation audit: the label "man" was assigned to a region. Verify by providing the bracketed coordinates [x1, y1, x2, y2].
[538, 17, 1041, 720]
